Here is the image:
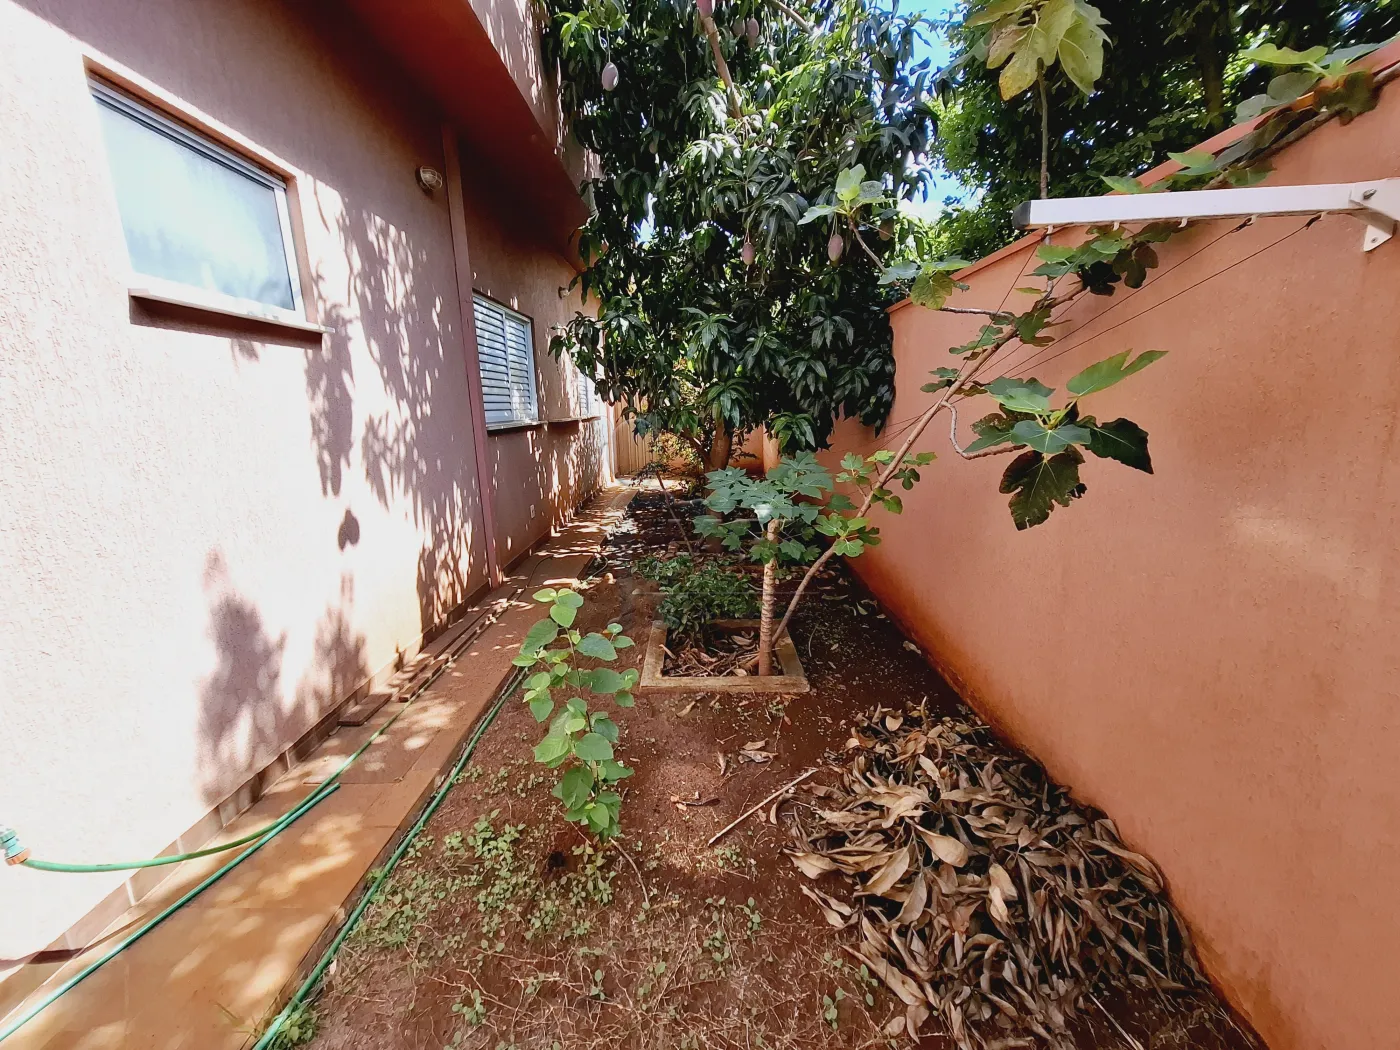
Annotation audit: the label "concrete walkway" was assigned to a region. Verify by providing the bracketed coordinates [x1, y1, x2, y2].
[2, 486, 634, 1050]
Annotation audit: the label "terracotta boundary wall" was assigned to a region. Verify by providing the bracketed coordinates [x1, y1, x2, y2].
[824, 71, 1400, 1050]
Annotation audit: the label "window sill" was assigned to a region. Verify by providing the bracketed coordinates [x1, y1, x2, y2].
[485, 419, 544, 433]
[129, 287, 332, 335]
[547, 414, 603, 426]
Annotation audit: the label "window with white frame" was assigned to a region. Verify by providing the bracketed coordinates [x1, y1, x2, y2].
[89, 81, 305, 319]
[473, 295, 538, 427]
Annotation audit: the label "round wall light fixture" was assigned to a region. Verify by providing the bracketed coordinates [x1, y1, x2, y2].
[416, 165, 445, 193]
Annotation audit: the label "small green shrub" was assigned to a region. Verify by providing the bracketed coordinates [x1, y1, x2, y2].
[658, 561, 756, 645]
[651, 431, 702, 474]
[635, 553, 695, 588]
[268, 1003, 317, 1048]
[513, 587, 638, 839]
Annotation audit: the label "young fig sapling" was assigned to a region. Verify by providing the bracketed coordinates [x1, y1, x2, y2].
[513, 587, 638, 839]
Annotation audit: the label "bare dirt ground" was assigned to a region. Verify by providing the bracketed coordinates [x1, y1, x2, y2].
[306, 489, 1261, 1050]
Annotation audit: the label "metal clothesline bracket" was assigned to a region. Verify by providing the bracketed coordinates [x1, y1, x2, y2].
[1013, 179, 1400, 252]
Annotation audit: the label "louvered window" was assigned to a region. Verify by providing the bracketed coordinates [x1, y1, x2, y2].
[473, 295, 538, 427]
[577, 366, 599, 418]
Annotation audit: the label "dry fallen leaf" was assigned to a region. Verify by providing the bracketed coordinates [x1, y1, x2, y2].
[738, 740, 775, 763]
[787, 851, 837, 879]
[863, 845, 912, 897]
[799, 884, 851, 927]
[988, 861, 1018, 900]
[988, 884, 1010, 924]
[918, 828, 970, 867]
[669, 792, 719, 810]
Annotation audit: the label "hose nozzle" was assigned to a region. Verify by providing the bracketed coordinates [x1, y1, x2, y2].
[1, 826, 30, 866]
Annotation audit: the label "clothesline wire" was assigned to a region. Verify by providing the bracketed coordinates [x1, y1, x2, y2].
[1005, 216, 1317, 380]
[837, 214, 1319, 457]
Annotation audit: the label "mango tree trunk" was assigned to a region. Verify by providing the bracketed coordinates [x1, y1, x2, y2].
[705, 424, 733, 472]
[757, 520, 780, 676]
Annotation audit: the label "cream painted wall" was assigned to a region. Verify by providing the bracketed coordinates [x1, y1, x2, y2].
[0, 0, 601, 962]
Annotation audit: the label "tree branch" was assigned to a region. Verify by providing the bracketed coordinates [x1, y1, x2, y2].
[938, 305, 1012, 318]
[767, 237, 1107, 643]
[848, 218, 883, 266]
[1037, 73, 1050, 199]
[948, 402, 1019, 459]
[700, 13, 744, 119]
[853, 222, 1012, 319]
[765, 0, 813, 32]
[646, 463, 697, 554]
[769, 288, 1053, 643]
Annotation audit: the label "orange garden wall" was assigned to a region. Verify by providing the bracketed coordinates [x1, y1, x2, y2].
[0, 0, 602, 973]
[826, 76, 1400, 1050]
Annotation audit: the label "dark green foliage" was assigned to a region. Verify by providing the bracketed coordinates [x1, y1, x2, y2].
[541, 0, 939, 454]
[999, 447, 1087, 530]
[1079, 416, 1153, 473]
[929, 0, 1400, 259]
[652, 559, 758, 645]
[635, 553, 698, 589]
[695, 453, 838, 560]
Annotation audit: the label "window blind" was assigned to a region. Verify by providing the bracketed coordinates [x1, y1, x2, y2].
[577, 366, 599, 417]
[473, 295, 537, 426]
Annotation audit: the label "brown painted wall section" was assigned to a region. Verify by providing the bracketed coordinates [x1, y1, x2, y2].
[826, 86, 1400, 1050]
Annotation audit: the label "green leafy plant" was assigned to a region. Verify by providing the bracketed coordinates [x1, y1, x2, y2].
[1236, 40, 1384, 122]
[634, 553, 697, 589]
[966, 0, 1111, 197]
[654, 559, 757, 646]
[751, 205, 1189, 660]
[694, 453, 833, 674]
[542, 0, 939, 464]
[1099, 148, 1271, 195]
[450, 990, 487, 1028]
[267, 1004, 317, 1049]
[926, 4, 1399, 261]
[512, 587, 639, 839]
[969, 0, 1109, 100]
[649, 430, 704, 474]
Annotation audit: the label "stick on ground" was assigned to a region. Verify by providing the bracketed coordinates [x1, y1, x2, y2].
[707, 767, 819, 846]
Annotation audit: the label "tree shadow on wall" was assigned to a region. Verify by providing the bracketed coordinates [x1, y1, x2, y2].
[306, 181, 486, 638]
[297, 575, 371, 717]
[196, 555, 370, 806]
[487, 420, 607, 565]
[306, 296, 356, 499]
[196, 553, 290, 805]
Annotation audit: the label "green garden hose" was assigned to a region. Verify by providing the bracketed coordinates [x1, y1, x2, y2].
[0, 779, 340, 1044]
[251, 672, 519, 1050]
[3, 818, 327, 873]
[0, 603, 519, 1045]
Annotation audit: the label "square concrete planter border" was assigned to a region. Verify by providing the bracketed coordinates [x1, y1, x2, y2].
[639, 619, 810, 694]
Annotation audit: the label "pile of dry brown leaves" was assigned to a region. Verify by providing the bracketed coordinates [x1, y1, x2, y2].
[787, 703, 1206, 1048]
